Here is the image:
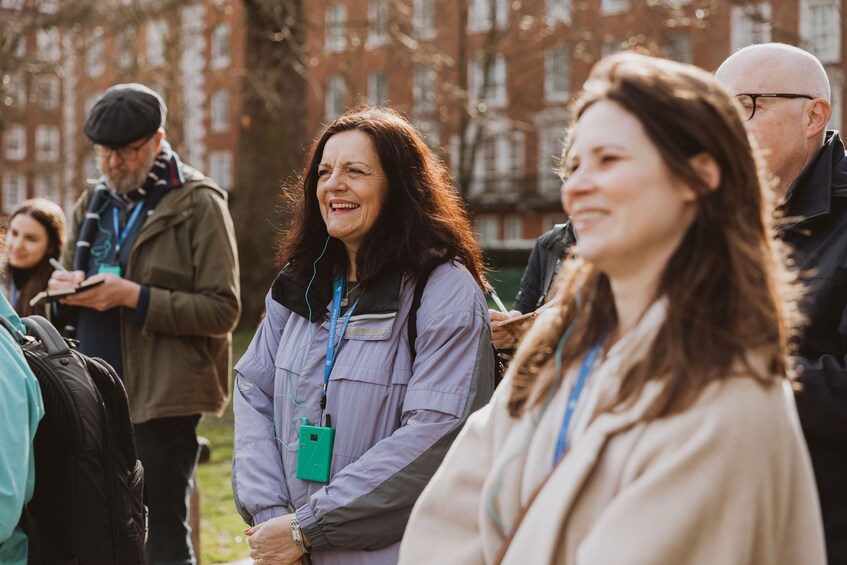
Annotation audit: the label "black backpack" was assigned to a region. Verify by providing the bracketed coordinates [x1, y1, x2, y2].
[1, 315, 147, 565]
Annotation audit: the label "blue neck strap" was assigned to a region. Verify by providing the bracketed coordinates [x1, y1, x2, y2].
[322, 276, 359, 408]
[112, 199, 146, 255]
[553, 335, 606, 465]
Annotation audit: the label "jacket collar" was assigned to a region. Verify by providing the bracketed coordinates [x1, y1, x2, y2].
[781, 131, 846, 231]
[271, 260, 404, 323]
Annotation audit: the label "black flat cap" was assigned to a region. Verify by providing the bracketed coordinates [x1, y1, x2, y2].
[83, 83, 167, 147]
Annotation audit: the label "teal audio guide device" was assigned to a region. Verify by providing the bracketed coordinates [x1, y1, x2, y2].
[296, 424, 335, 483]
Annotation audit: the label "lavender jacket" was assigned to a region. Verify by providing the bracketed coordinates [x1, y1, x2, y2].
[233, 261, 495, 565]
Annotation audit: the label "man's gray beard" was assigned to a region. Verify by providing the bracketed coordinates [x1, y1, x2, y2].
[100, 148, 158, 194]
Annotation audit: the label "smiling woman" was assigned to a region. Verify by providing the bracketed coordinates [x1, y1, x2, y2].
[2, 198, 66, 318]
[232, 106, 496, 565]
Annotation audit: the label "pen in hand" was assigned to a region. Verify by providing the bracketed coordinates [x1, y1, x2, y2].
[489, 287, 509, 315]
[49, 258, 68, 272]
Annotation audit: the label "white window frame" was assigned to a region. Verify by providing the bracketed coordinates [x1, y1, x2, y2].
[413, 65, 436, 112]
[3, 125, 26, 160]
[468, 0, 508, 33]
[800, 0, 840, 64]
[474, 215, 499, 245]
[208, 150, 234, 191]
[544, 46, 570, 102]
[470, 55, 507, 108]
[413, 0, 436, 39]
[600, 0, 629, 15]
[546, 0, 571, 23]
[211, 23, 231, 69]
[86, 27, 105, 77]
[469, 119, 525, 197]
[34, 174, 59, 200]
[325, 4, 347, 53]
[210, 89, 230, 133]
[326, 74, 346, 119]
[665, 31, 693, 63]
[36, 28, 60, 62]
[2, 172, 26, 213]
[2, 0, 25, 9]
[538, 122, 566, 197]
[35, 125, 59, 162]
[730, 3, 772, 52]
[367, 0, 390, 48]
[147, 19, 168, 68]
[415, 117, 439, 147]
[368, 70, 388, 105]
[117, 28, 136, 70]
[503, 214, 522, 241]
[34, 74, 59, 109]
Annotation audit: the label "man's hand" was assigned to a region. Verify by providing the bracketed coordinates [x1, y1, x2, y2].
[48, 269, 85, 291]
[490, 309, 522, 349]
[59, 273, 141, 311]
[246, 515, 306, 565]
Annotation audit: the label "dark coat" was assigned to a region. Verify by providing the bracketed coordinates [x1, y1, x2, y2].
[781, 131, 847, 564]
[513, 222, 575, 314]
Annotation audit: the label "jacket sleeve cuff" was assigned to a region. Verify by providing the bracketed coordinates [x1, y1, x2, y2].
[133, 285, 151, 327]
[296, 503, 331, 552]
[252, 505, 289, 526]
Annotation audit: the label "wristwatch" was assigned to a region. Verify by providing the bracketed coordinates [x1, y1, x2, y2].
[290, 515, 309, 555]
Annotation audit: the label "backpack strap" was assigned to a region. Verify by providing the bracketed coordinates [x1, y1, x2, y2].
[0, 315, 28, 345]
[21, 316, 70, 356]
[408, 262, 440, 362]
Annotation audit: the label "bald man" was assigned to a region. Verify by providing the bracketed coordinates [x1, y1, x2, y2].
[718, 44, 847, 563]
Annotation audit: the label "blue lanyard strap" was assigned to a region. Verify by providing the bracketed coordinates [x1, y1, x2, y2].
[112, 200, 146, 255]
[553, 337, 605, 465]
[322, 276, 359, 409]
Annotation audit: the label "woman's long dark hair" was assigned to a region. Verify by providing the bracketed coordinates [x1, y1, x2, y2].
[508, 53, 800, 418]
[277, 106, 486, 288]
[5, 198, 66, 317]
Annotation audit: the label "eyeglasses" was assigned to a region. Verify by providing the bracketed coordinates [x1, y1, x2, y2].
[736, 93, 814, 121]
[93, 133, 155, 162]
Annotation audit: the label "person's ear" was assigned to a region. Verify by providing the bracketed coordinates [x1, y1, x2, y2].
[154, 129, 166, 152]
[805, 99, 831, 139]
[686, 152, 721, 200]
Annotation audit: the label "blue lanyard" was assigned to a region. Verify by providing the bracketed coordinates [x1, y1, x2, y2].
[112, 200, 145, 255]
[322, 276, 360, 409]
[9, 279, 17, 309]
[552, 338, 605, 465]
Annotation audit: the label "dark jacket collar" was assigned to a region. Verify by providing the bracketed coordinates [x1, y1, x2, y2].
[271, 261, 404, 323]
[781, 131, 846, 230]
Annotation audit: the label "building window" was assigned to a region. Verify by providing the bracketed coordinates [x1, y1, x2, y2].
[368, 0, 390, 47]
[538, 123, 566, 197]
[326, 4, 347, 53]
[38, 0, 58, 13]
[601, 39, 622, 58]
[830, 81, 843, 132]
[800, 0, 840, 64]
[413, 65, 436, 112]
[147, 19, 167, 68]
[14, 35, 26, 58]
[34, 74, 59, 109]
[9, 75, 26, 107]
[601, 0, 629, 15]
[544, 47, 570, 102]
[368, 71, 388, 105]
[2, 0, 26, 9]
[504, 215, 522, 241]
[211, 23, 231, 69]
[36, 28, 60, 62]
[470, 55, 507, 108]
[546, 0, 571, 23]
[210, 89, 230, 133]
[731, 3, 772, 51]
[34, 174, 59, 200]
[468, 0, 508, 32]
[208, 151, 234, 191]
[117, 28, 136, 70]
[326, 74, 346, 119]
[665, 32, 692, 63]
[2, 172, 26, 213]
[474, 215, 499, 245]
[415, 117, 439, 147]
[413, 0, 436, 38]
[3, 125, 26, 161]
[471, 128, 525, 196]
[35, 126, 59, 162]
[86, 27, 105, 77]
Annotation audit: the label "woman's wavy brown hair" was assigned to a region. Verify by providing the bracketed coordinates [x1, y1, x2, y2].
[507, 53, 800, 418]
[277, 106, 486, 288]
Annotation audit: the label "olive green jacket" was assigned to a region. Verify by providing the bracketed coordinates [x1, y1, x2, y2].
[63, 166, 241, 423]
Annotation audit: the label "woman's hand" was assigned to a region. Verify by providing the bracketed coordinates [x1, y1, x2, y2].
[490, 309, 521, 349]
[246, 514, 305, 565]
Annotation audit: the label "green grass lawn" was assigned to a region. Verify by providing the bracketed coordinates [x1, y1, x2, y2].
[196, 330, 253, 563]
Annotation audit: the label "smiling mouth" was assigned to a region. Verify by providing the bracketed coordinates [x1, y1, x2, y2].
[330, 202, 360, 211]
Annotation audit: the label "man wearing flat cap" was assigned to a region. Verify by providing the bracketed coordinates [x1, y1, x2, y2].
[50, 83, 241, 565]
